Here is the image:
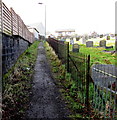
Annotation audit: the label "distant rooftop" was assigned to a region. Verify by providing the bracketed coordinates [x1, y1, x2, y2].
[55, 29, 75, 33]
[27, 26, 39, 33]
[28, 22, 45, 35]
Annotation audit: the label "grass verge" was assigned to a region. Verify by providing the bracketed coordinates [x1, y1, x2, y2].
[79, 45, 115, 65]
[45, 42, 100, 119]
[2, 40, 39, 119]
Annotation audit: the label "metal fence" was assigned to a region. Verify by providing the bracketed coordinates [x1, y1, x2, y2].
[68, 53, 89, 108]
[47, 38, 117, 119]
[47, 38, 68, 66]
[47, 37, 90, 109]
[90, 64, 117, 118]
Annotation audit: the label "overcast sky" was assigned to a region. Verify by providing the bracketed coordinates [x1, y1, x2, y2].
[2, 0, 116, 34]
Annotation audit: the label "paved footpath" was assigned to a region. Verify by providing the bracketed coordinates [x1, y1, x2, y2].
[25, 42, 70, 119]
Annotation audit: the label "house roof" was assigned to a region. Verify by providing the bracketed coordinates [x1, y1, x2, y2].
[28, 27, 40, 33]
[28, 22, 45, 35]
[55, 29, 75, 33]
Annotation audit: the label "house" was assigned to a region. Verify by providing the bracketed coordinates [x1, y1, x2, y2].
[28, 26, 39, 40]
[91, 31, 98, 38]
[55, 29, 75, 38]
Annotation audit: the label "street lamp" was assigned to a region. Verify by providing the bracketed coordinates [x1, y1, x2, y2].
[38, 2, 46, 41]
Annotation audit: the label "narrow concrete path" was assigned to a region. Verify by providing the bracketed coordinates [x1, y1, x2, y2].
[25, 42, 70, 119]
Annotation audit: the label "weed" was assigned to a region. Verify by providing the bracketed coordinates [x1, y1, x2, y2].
[2, 40, 39, 119]
[45, 42, 90, 119]
[79, 45, 115, 65]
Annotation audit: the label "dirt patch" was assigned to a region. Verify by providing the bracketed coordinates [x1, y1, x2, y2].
[25, 42, 71, 119]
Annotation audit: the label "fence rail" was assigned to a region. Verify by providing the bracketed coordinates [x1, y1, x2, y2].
[90, 64, 117, 118]
[47, 37, 117, 119]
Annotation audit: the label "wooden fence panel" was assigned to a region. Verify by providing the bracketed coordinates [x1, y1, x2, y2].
[18, 15, 23, 37]
[2, 3, 12, 35]
[0, 1, 35, 43]
[0, 1, 2, 32]
[10, 8, 18, 35]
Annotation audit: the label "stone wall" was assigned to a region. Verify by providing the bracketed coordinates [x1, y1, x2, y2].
[2, 33, 30, 74]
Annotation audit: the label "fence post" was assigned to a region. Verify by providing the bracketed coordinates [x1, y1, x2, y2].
[115, 36, 117, 66]
[10, 8, 13, 36]
[86, 55, 90, 111]
[67, 42, 69, 72]
[0, 2, 2, 117]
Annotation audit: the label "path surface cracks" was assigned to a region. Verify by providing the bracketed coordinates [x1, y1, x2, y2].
[25, 42, 70, 119]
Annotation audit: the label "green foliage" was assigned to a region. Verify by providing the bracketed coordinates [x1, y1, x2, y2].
[65, 73, 71, 82]
[107, 36, 110, 40]
[69, 114, 83, 118]
[2, 40, 40, 119]
[45, 42, 90, 119]
[79, 45, 115, 65]
[45, 40, 116, 119]
[105, 47, 114, 51]
[69, 81, 77, 97]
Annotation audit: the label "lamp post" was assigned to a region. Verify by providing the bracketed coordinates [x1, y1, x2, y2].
[38, 2, 46, 41]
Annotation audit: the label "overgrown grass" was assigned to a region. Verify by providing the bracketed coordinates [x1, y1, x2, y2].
[45, 42, 98, 119]
[79, 45, 115, 65]
[45, 41, 116, 119]
[2, 40, 39, 119]
[68, 37, 116, 65]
